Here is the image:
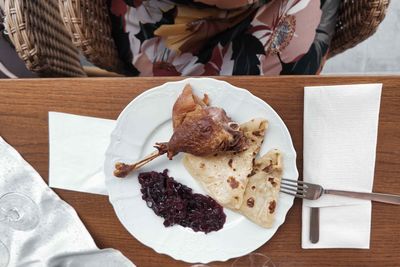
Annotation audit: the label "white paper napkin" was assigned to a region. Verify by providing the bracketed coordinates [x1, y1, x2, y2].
[0, 136, 134, 266]
[49, 112, 115, 195]
[302, 83, 382, 249]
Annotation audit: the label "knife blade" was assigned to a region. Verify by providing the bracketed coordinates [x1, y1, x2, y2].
[310, 207, 319, 243]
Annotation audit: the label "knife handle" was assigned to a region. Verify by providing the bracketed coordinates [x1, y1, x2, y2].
[324, 190, 400, 205]
[309, 207, 319, 244]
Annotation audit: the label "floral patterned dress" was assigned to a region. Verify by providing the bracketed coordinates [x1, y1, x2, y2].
[109, 0, 340, 76]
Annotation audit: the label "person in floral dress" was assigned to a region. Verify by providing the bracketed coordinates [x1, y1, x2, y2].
[109, 0, 340, 76]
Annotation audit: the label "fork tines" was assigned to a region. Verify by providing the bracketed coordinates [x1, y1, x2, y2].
[280, 178, 307, 198]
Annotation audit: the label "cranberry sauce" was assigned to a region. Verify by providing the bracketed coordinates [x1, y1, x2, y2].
[138, 169, 226, 233]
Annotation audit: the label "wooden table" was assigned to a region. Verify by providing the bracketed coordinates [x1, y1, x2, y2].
[0, 76, 399, 267]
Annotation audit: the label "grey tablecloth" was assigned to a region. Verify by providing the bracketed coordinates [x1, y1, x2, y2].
[0, 136, 134, 267]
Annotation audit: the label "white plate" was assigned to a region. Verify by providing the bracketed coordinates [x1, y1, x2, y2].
[104, 78, 298, 264]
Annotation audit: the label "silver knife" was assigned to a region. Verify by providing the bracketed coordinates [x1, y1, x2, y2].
[309, 207, 319, 243]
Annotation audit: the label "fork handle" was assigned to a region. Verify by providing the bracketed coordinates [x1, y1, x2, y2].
[324, 190, 400, 205]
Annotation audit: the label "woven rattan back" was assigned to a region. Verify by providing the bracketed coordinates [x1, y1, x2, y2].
[4, 0, 85, 77]
[59, 0, 124, 74]
[329, 0, 390, 57]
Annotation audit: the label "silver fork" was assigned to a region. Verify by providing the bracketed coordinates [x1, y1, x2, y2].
[280, 178, 400, 205]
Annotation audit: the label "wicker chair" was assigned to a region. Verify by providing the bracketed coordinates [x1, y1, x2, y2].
[329, 0, 390, 57]
[3, 0, 86, 77]
[2, 0, 391, 77]
[58, 0, 124, 74]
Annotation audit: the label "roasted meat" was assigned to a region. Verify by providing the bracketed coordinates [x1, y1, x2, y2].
[167, 84, 247, 158]
[114, 84, 248, 177]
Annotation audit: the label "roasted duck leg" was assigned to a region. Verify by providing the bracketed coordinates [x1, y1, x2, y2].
[114, 84, 248, 178]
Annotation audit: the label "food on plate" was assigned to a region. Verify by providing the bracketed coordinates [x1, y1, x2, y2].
[182, 118, 268, 209]
[114, 82, 284, 229]
[239, 149, 283, 228]
[114, 84, 248, 177]
[168, 84, 248, 158]
[138, 169, 226, 233]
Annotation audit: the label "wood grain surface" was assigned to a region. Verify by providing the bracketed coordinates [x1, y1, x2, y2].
[0, 76, 399, 267]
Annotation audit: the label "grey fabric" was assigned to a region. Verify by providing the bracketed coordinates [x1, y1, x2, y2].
[47, 249, 135, 267]
[0, 36, 37, 78]
[0, 67, 7, 78]
[0, 136, 135, 266]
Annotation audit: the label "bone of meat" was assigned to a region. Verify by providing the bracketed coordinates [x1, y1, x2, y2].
[114, 84, 248, 178]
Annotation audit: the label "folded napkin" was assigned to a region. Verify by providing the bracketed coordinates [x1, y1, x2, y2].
[302, 83, 382, 249]
[0, 136, 134, 266]
[49, 112, 115, 195]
